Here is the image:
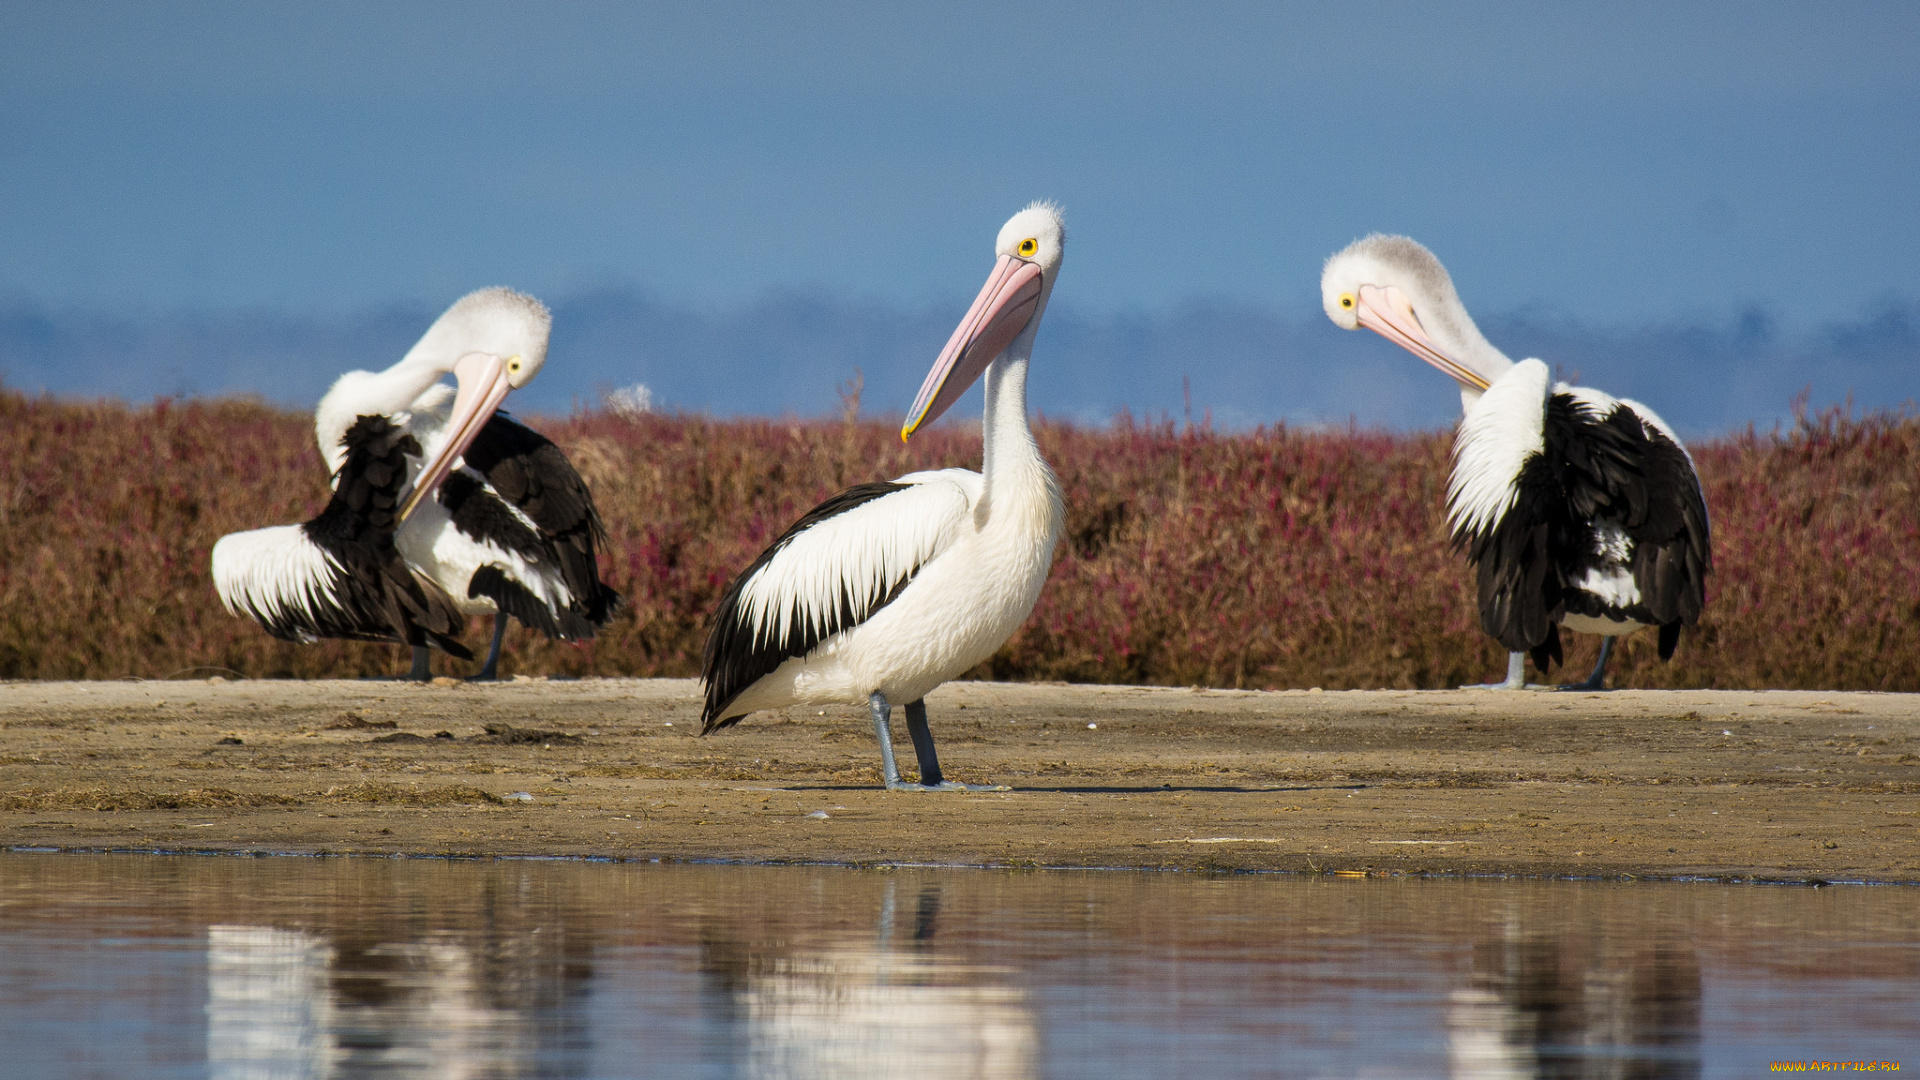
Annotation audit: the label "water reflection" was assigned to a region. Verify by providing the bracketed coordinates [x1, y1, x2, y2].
[699, 883, 1035, 1078]
[2, 855, 1916, 1079]
[202, 877, 595, 1078]
[1448, 923, 1702, 1079]
[208, 926, 333, 1078]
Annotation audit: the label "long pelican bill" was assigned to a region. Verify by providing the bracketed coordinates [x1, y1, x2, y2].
[902, 254, 1044, 440]
[1355, 284, 1491, 392]
[398, 351, 514, 523]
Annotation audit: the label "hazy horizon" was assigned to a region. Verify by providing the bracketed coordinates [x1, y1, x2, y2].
[4, 286, 1913, 437]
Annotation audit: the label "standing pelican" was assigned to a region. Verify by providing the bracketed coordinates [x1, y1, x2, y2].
[216, 288, 619, 678]
[701, 203, 1067, 789]
[1321, 235, 1711, 689]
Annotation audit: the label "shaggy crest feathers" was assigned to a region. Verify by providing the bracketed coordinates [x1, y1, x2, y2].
[1005, 200, 1065, 242]
[399, 286, 552, 383]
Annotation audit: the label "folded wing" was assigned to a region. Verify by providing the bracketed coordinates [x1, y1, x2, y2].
[445, 412, 622, 637]
[701, 474, 974, 729]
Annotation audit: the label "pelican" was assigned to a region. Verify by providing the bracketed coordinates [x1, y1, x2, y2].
[1321, 235, 1711, 689]
[700, 203, 1067, 790]
[210, 415, 472, 662]
[214, 288, 620, 678]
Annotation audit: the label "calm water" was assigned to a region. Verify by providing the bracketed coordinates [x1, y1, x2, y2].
[0, 853, 1914, 1079]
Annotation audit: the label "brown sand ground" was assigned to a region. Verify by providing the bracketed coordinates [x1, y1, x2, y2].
[2, 678, 1916, 882]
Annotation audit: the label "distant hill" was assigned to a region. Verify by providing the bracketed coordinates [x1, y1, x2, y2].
[2, 290, 1913, 435]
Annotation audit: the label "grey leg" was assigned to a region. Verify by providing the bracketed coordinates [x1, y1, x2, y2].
[408, 646, 432, 681]
[1559, 636, 1615, 691]
[903, 699, 944, 787]
[870, 693, 1008, 792]
[1462, 651, 1533, 690]
[869, 692, 904, 788]
[468, 613, 508, 682]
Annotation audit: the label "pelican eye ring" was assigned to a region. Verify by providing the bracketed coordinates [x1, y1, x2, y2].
[1018, 237, 1038, 258]
[507, 356, 523, 373]
[1339, 293, 1356, 310]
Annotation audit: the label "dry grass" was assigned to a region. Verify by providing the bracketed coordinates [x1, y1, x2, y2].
[0, 389, 1915, 690]
[1, 787, 300, 811]
[0, 782, 506, 810]
[319, 782, 507, 806]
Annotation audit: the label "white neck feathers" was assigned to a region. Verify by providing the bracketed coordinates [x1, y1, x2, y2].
[976, 318, 1062, 539]
[1447, 358, 1549, 538]
[312, 359, 449, 475]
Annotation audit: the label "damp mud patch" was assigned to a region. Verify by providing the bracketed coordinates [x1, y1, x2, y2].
[473, 724, 583, 746]
[324, 713, 396, 730]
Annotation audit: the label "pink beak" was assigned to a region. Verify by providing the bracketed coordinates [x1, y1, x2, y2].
[901, 254, 1044, 440]
[398, 352, 515, 523]
[1355, 284, 1490, 392]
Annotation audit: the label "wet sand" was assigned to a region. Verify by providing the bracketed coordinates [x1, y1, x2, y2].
[2, 678, 1916, 882]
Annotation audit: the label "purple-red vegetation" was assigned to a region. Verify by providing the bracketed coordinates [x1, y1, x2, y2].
[1, 389, 1915, 690]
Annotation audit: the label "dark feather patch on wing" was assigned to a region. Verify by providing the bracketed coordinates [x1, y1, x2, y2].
[272, 415, 472, 658]
[1624, 414, 1713, 629]
[1530, 623, 1562, 674]
[467, 564, 594, 640]
[442, 413, 623, 637]
[1456, 393, 1711, 672]
[700, 481, 916, 732]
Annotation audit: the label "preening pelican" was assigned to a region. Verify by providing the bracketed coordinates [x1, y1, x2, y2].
[1321, 235, 1711, 689]
[700, 203, 1068, 790]
[214, 288, 619, 678]
[211, 416, 472, 661]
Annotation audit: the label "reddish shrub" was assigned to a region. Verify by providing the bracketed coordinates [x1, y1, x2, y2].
[0, 390, 1913, 690]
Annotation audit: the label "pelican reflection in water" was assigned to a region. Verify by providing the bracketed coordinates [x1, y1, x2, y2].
[205, 914, 593, 1078]
[698, 881, 1038, 1079]
[1448, 922, 1703, 1079]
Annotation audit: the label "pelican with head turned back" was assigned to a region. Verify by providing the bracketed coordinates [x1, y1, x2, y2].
[1321, 235, 1711, 689]
[700, 203, 1067, 790]
[209, 415, 475, 662]
[214, 288, 620, 678]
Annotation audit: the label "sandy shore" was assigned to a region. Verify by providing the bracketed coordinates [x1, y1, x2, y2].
[3, 677, 1916, 882]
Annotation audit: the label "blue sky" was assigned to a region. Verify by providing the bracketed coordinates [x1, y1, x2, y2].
[2, 2, 1917, 429]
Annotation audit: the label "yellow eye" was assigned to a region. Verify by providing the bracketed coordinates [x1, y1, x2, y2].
[1018, 237, 1038, 258]
[1339, 293, 1355, 310]
[508, 357, 522, 373]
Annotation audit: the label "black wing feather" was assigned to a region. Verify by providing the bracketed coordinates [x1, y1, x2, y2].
[443, 412, 622, 636]
[282, 415, 473, 659]
[1463, 452, 1562, 655]
[700, 482, 916, 732]
[1624, 415, 1712, 630]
